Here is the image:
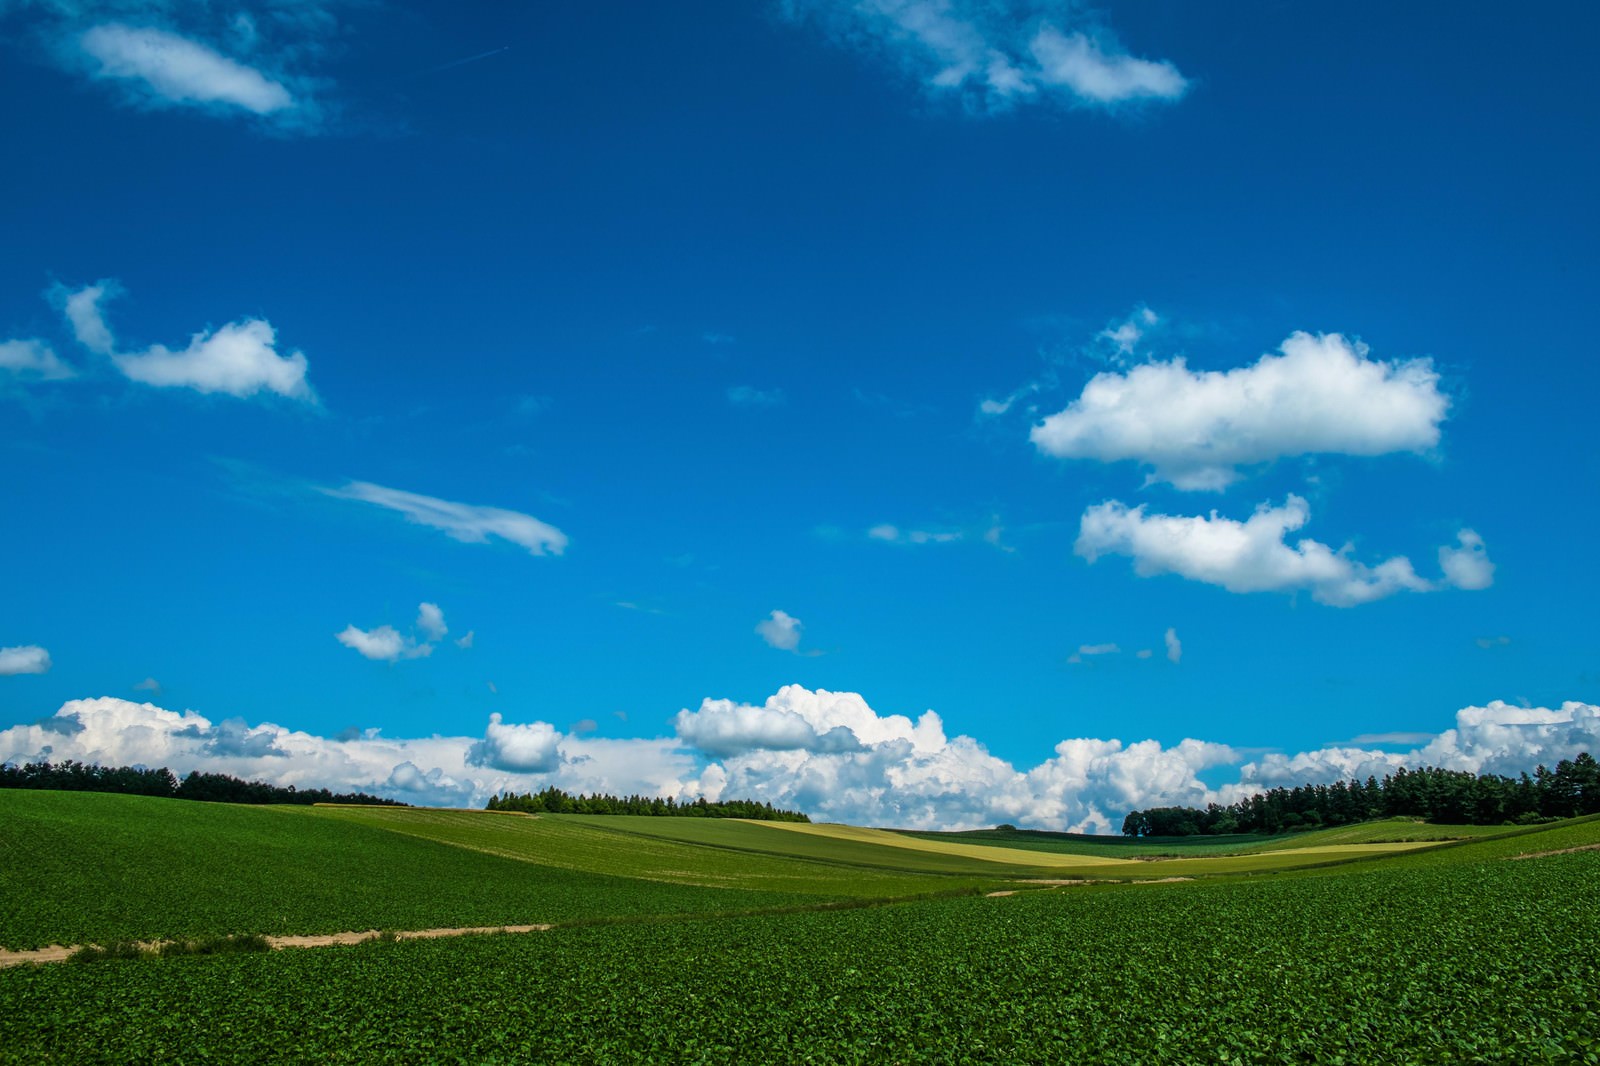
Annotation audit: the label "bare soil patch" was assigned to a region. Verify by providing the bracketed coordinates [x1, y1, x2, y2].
[0, 923, 552, 968]
[1508, 842, 1600, 861]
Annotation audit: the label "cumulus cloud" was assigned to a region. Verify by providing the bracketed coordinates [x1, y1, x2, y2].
[325, 481, 568, 557]
[1032, 332, 1449, 490]
[455, 630, 475, 650]
[1164, 627, 1182, 664]
[466, 713, 563, 774]
[674, 692, 871, 758]
[415, 602, 447, 641]
[1225, 701, 1600, 800]
[0, 339, 76, 381]
[335, 624, 431, 663]
[0, 645, 52, 676]
[133, 677, 162, 697]
[4, 691, 1598, 831]
[756, 609, 804, 652]
[0, 697, 692, 810]
[336, 602, 464, 662]
[58, 281, 314, 401]
[1439, 529, 1495, 590]
[79, 24, 294, 116]
[1076, 495, 1491, 607]
[785, 1, 1187, 112]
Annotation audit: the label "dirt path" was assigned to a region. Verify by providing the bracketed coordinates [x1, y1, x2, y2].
[1509, 842, 1600, 861]
[0, 923, 553, 969]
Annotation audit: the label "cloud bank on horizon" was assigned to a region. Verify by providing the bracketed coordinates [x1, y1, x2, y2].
[4, 686, 1596, 832]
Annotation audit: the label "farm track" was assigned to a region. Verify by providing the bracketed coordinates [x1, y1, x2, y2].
[0, 923, 554, 969]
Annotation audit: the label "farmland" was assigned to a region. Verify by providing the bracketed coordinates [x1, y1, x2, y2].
[2, 793, 1598, 1063]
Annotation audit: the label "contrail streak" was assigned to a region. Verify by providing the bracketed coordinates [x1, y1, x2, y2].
[422, 46, 510, 76]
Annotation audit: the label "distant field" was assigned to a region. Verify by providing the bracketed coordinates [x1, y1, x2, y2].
[898, 816, 1525, 857]
[3, 809, 1597, 1064]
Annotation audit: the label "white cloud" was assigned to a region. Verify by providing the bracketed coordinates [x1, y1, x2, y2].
[0, 339, 75, 381]
[673, 695, 867, 758]
[756, 609, 804, 652]
[133, 677, 162, 697]
[787, 1, 1187, 113]
[1032, 332, 1449, 490]
[867, 524, 962, 545]
[4, 691, 1598, 832]
[1078, 643, 1119, 656]
[1164, 627, 1182, 664]
[1029, 27, 1188, 104]
[1225, 701, 1600, 799]
[78, 24, 294, 116]
[60, 281, 315, 401]
[466, 713, 563, 774]
[0, 698, 693, 809]
[0, 645, 51, 676]
[1439, 529, 1495, 590]
[1096, 305, 1159, 359]
[1075, 495, 1486, 607]
[416, 602, 448, 642]
[727, 386, 784, 407]
[325, 481, 568, 557]
[335, 624, 432, 663]
[455, 630, 475, 650]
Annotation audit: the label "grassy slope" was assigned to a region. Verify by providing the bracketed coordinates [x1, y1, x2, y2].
[0, 793, 842, 949]
[4, 818, 1598, 1063]
[314, 806, 996, 895]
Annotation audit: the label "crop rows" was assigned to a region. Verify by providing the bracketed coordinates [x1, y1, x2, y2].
[3, 848, 1595, 1063]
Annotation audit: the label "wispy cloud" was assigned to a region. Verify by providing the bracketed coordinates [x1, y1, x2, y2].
[784, 1, 1188, 114]
[324, 481, 568, 557]
[13, 1, 348, 131]
[727, 385, 785, 408]
[79, 23, 295, 116]
[0, 339, 76, 382]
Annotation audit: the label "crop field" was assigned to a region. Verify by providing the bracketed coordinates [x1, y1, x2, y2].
[3, 795, 1598, 1064]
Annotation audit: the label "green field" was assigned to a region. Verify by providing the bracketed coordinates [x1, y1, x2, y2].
[3, 792, 1598, 1063]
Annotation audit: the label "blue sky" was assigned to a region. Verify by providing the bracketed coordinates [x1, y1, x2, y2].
[2, 0, 1597, 829]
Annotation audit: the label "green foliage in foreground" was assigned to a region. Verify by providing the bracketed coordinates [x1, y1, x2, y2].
[0, 792, 836, 949]
[3, 847, 1596, 1064]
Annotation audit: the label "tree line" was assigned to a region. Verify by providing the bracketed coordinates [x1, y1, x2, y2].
[486, 786, 809, 821]
[0, 759, 406, 807]
[1121, 753, 1600, 836]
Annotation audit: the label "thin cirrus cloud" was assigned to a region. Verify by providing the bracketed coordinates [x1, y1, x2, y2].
[57, 280, 315, 401]
[1076, 495, 1493, 607]
[78, 24, 295, 117]
[784, 0, 1188, 112]
[1031, 332, 1449, 490]
[323, 481, 568, 557]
